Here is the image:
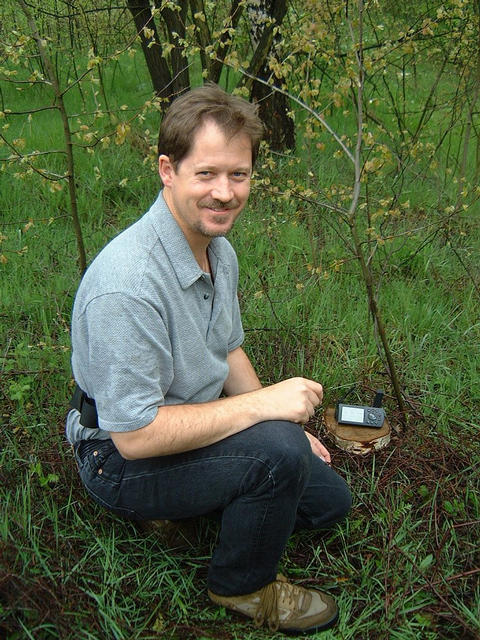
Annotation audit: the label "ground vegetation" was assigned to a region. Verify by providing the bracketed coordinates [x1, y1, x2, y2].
[0, 1, 479, 638]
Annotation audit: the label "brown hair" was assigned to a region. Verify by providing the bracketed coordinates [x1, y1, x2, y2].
[158, 84, 264, 167]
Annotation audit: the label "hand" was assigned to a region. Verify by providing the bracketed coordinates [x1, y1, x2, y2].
[258, 377, 323, 424]
[304, 431, 331, 464]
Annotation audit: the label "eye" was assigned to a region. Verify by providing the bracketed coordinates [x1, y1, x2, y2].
[232, 171, 249, 180]
[197, 170, 212, 177]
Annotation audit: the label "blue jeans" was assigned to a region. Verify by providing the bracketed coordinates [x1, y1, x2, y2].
[74, 420, 351, 596]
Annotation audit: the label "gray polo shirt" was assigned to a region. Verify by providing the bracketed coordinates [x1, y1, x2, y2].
[65, 191, 244, 444]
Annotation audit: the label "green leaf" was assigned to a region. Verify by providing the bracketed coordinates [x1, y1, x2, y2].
[419, 554, 434, 571]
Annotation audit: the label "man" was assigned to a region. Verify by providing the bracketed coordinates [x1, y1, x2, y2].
[66, 84, 351, 634]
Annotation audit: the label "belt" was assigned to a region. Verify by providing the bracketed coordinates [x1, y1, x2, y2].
[70, 384, 99, 428]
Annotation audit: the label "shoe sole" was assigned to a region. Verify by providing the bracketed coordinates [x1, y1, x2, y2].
[278, 609, 339, 635]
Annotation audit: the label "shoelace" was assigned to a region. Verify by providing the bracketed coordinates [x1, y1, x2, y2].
[254, 575, 304, 632]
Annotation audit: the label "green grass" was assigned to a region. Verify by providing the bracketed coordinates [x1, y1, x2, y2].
[2, 428, 478, 639]
[1, 29, 480, 640]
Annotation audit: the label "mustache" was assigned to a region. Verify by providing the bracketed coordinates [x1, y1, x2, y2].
[198, 198, 240, 210]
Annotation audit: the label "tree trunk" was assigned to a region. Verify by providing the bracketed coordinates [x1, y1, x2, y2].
[251, 79, 295, 151]
[126, 0, 296, 150]
[210, 0, 245, 83]
[126, 0, 173, 101]
[17, 0, 87, 275]
[157, 0, 190, 97]
[246, 0, 295, 150]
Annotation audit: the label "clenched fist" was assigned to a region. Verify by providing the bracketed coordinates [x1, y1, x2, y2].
[254, 377, 323, 424]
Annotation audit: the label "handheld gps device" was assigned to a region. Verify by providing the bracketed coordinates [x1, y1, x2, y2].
[335, 390, 385, 429]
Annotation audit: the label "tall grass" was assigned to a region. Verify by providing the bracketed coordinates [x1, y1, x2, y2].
[1, 51, 479, 639]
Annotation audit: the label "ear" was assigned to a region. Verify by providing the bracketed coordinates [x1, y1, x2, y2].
[158, 154, 175, 187]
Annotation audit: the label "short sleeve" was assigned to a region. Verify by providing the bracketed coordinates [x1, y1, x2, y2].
[79, 293, 173, 431]
[228, 292, 244, 351]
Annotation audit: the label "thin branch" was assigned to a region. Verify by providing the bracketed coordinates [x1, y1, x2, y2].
[0, 148, 67, 160]
[430, 567, 480, 587]
[444, 234, 480, 299]
[234, 66, 355, 164]
[345, 0, 407, 420]
[0, 134, 67, 180]
[0, 78, 51, 86]
[17, 0, 87, 275]
[0, 105, 58, 115]
[19, 2, 127, 19]
[0, 214, 71, 226]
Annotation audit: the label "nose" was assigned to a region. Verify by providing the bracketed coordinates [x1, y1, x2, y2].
[211, 175, 234, 203]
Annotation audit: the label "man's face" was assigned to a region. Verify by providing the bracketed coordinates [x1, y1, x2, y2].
[159, 119, 252, 246]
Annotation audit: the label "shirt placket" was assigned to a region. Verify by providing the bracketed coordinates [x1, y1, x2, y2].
[199, 273, 215, 339]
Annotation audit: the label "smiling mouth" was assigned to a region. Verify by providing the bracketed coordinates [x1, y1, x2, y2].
[199, 199, 239, 212]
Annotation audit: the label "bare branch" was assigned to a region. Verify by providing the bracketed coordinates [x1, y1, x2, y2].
[16, 0, 87, 274]
[235, 66, 355, 164]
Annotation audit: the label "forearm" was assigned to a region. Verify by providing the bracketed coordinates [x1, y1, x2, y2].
[110, 390, 270, 460]
[110, 364, 324, 460]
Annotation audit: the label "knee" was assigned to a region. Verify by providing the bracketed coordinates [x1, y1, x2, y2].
[258, 420, 312, 487]
[322, 476, 352, 527]
[296, 463, 352, 531]
[332, 477, 352, 522]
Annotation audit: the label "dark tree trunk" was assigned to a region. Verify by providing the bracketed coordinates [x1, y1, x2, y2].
[156, 0, 190, 97]
[246, 0, 295, 150]
[126, 0, 296, 150]
[251, 78, 295, 151]
[188, 0, 245, 84]
[126, 0, 173, 101]
[210, 0, 245, 83]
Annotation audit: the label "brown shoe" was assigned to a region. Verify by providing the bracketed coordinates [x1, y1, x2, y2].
[208, 574, 338, 634]
[136, 518, 199, 548]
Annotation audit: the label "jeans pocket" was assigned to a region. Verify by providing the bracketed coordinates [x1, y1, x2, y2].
[74, 440, 98, 471]
[76, 440, 139, 519]
[83, 440, 119, 479]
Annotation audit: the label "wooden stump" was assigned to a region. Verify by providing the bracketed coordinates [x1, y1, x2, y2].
[323, 407, 391, 455]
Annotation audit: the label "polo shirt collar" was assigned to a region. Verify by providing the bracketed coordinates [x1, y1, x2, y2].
[148, 190, 224, 289]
